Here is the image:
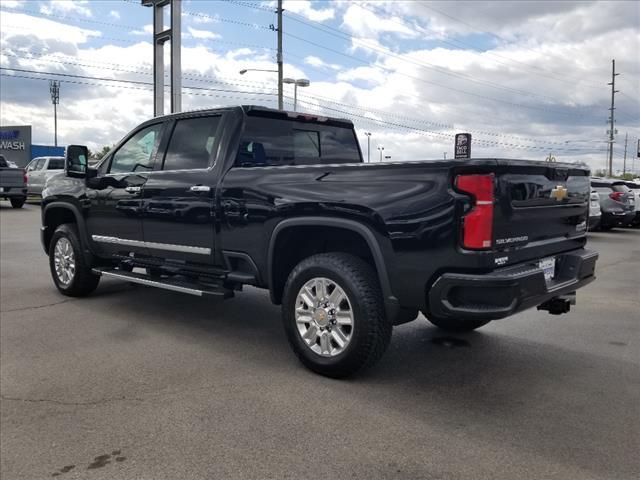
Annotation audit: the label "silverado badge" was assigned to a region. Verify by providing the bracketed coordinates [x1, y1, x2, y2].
[550, 185, 568, 201]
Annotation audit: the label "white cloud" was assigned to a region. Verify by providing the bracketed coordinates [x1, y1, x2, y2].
[283, 1, 334, 22]
[187, 27, 221, 40]
[0, 11, 100, 44]
[304, 55, 341, 71]
[131, 24, 154, 36]
[341, 4, 418, 40]
[109, 10, 120, 20]
[40, 0, 92, 18]
[1, 0, 24, 8]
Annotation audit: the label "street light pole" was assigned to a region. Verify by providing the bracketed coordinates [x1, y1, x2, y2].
[364, 132, 371, 162]
[49, 80, 60, 147]
[283, 78, 310, 111]
[377, 146, 384, 162]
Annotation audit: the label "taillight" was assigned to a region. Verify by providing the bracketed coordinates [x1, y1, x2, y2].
[609, 192, 624, 202]
[23, 169, 27, 184]
[456, 174, 494, 250]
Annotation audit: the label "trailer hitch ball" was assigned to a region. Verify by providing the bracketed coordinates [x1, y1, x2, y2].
[537, 293, 576, 315]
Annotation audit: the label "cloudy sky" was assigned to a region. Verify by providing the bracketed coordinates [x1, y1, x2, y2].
[1, 0, 639, 172]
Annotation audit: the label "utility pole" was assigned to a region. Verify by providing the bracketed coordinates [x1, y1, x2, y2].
[622, 132, 628, 175]
[607, 59, 620, 177]
[277, 0, 283, 111]
[49, 80, 60, 147]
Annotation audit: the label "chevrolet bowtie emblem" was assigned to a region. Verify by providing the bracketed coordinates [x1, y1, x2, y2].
[550, 185, 568, 201]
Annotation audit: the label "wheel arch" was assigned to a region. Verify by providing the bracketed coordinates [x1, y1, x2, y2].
[42, 202, 93, 262]
[267, 217, 399, 318]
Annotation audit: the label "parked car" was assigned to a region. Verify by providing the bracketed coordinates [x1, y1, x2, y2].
[623, 181, 640, 226]
[0, 154, 27, 208]
[25, 156, 65, 196]
[590, 178, 635, 230]
[588, 189, 601, 231]
[40, 106, 598, 377]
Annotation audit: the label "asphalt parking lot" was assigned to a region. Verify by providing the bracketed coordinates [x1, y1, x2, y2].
[1, 202, 638, 480]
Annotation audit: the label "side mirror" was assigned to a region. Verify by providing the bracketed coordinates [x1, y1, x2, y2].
[65, 145, 89, 178]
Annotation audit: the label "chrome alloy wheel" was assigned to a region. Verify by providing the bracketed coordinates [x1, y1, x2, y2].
[295, 277, 354, 357]
[53, 237, 76, 286]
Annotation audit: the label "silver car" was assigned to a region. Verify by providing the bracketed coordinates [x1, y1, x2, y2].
[590, 177, 635, 230]
[25, 156, 65, 196]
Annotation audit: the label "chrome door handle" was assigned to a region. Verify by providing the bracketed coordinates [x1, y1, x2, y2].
[125, 186, 141, 194]
[190, 185, 210, 193]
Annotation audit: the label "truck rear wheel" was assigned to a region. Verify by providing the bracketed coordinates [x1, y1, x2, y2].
[282, 253, 391, 378]
[49, 224, 100, 297]
[10, 197, 25, 208]
[423, 314, 491, 332]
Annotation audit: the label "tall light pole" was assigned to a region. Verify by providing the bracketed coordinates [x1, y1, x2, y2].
[377, 146, 384, 162]
[49, 80, 60, 147]
[364, 132, 371, 162]
[282, 78, 310, 111]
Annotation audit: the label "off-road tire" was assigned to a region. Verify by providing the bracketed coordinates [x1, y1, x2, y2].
[282, 252, 392, 378]
[49, 223, 100, 296]
[423, 314, 491, 332]
[10, 197, 25, 208]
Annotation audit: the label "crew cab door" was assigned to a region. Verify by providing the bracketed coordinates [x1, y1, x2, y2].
[140, 115, 221, 266]
[86, 122, 163, 258]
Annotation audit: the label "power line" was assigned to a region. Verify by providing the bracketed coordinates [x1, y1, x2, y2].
[2, 54, 606, 150]
[294, 97, 603, 154]
[4, 52, 602, 148]
[0, 72, 279, 105]
[0, 67, 278, 97]
[1, 70, 603, 156]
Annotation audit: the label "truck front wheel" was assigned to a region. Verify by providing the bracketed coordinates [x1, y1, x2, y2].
[282, 253, 391, 378]
[423, 314, 491, 332]
[49, 224, 100, 297]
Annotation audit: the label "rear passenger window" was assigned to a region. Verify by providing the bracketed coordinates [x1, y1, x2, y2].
[162, 116, 221, 171]
[236, 117, 361, 167]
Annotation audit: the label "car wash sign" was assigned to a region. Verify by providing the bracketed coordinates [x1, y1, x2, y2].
[0, 125, 31, 167]
[454, 133, 471, 159]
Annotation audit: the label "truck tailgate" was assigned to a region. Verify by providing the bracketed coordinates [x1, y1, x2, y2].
[492, 161, 589, 262]
[0, 168, 25, 188]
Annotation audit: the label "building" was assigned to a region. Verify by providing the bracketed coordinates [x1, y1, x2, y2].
[0, 125, 64, 167]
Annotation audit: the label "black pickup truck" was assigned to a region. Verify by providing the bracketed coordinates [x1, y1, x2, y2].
[41, 106, 598, 377]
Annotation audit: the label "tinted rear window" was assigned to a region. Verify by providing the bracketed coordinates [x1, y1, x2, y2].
[236, 117, 361, 167]
[48, 158, 64, 169]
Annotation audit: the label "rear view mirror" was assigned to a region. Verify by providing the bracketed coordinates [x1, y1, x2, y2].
[65, 145, 89, 178]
